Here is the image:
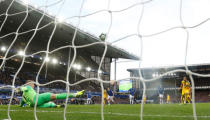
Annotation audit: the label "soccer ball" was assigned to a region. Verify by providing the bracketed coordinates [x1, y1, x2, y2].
[99, 33, 106, 41]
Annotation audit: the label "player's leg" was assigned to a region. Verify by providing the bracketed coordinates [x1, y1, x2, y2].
[33, 93, 52, 106]
[89, 99, 91, 104]
[184, 93, 187, 104]
[38, 102, 58, 108]
[111, 96, 115, 103]
[87, 99, 89, 104]
[107, 96, 111, 105]
[181, 91, 184, 104]
[159, 94, 161, 104]
[131, 96, 134, 104]
[160, 94, 163, 104]
[51, 90, 85, 100]
[87, 98, 91, 104]
[187, 94, 191, 103]
[103, 98, 106, 105]
[33, 91, 83, 106]
[103, 98, 105, 105]
[130, 96, 132, 104]
[144, 97, 146, 104]
[185, 90, 189, 103]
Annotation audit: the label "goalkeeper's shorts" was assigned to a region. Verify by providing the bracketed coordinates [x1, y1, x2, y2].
[32, 92, 52, 106]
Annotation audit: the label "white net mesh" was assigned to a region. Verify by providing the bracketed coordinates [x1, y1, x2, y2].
[0, 0, 210, 120]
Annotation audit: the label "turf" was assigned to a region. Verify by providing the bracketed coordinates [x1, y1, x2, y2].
[0, 103, 210, 120]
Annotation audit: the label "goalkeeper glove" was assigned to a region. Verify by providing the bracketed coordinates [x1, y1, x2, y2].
[75, 90, 85, 97]
[15, 88, 21, 93]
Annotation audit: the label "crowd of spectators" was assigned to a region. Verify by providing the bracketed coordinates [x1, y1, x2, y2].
[0, 67, 100, 92]
[0, 98, 19, 105]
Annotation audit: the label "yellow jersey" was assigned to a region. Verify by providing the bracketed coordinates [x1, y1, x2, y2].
[167, 95, 170, 101]
[185, 81, 191, 94]
[181, 80, 186, 95]
[104, 90, 107, 99]
[144, 96, 146, 102]
[181, 80, 186, 89]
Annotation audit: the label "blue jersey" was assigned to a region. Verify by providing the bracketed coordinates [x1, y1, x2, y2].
[87, 92, 92, 98]
[129, 88, 135, 96]
[158, 87, 164, 94]
[107, 90, 113, 96]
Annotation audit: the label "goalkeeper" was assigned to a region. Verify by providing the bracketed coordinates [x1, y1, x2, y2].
[16, 80, 85, 108]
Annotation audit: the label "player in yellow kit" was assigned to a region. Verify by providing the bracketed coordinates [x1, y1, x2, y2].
[166, 94, 170, 104]
[184, 81, 191, 104]
[103, 89, 108, 104]
[180, 77, 187, 104]
[144, 95, 146, 104]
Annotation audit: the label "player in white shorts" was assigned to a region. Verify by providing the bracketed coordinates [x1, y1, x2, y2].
[107, 88, 114, 105]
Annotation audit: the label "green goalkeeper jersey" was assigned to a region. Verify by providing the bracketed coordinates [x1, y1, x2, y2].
[20, 86, 36, 107]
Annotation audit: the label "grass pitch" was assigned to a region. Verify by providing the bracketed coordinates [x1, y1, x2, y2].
[0, 103, 210, 120]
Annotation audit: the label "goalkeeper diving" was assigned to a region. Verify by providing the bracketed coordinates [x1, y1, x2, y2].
[16, 80, 85, 108]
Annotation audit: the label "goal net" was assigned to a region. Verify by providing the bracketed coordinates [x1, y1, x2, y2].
[0, 0, 210, 120]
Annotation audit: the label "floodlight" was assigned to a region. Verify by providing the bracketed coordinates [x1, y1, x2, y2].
[73, 64, 81, 70]
[57, 16, 64, 23]
[73, 64, 77, 68]
[86, 67, 91, 71]
[44, 57, 50, 62]
[40, 57, 43, 60]
[98, 70, 102, 74]
[1, 46, 6, 52]
[18, 51, 25, 56]
[52, 58, 58, 64]
[77, 64, 81, 70]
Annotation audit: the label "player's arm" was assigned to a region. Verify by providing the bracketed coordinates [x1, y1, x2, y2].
[20, 86, 28, 92]
[20, 97, 26, 107]
[190, 87, 192, 94]
[180, 82, 183, 89]
[180, 81, 183, 90]
[15, 86, 28, 93]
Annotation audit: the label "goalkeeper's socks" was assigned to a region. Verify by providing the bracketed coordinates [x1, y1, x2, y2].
[56, 105, 61, 108]
[56, 93, 76, 100]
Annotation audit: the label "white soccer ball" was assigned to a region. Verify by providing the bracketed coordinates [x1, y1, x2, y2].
[99, 33, 106, 41]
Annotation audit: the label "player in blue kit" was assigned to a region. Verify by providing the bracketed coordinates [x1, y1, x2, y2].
[87, 91, 92, 104]
[158, 86, 164, 104]
[107, 88, 114, 105]
[128, 88, 135, 104]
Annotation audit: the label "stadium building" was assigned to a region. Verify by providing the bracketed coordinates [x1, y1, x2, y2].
[0, 0, 139, 94]
[128, 64, 210, 103]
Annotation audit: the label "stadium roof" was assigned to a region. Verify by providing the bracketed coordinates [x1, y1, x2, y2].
[0, 0, 139, 61]
[127, 63, 210, 73]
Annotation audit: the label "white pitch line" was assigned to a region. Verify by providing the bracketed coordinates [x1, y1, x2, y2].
[0, 109, 209, 118]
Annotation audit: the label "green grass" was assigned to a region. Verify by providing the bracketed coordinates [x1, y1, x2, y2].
[0, 103, 210, 120]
